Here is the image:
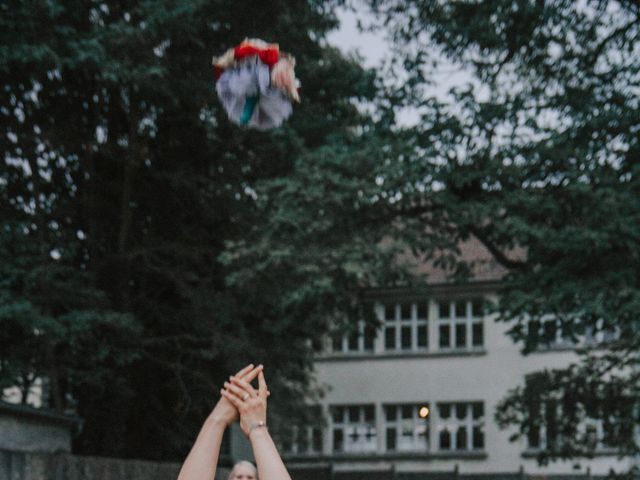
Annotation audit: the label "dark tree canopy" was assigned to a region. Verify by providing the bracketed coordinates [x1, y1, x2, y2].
[359, 0, 640, 473]
[229, 0, 640, 476]
[0, 0, 380, 460]
[2, 0, 639, 473]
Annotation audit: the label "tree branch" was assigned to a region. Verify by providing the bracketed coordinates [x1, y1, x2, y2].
[467, 224, 528, 272]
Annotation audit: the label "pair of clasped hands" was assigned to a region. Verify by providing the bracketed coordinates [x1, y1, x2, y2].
[211, 364, 270, 437]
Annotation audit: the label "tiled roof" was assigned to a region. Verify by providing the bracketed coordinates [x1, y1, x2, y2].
[398, 236, 523, 285]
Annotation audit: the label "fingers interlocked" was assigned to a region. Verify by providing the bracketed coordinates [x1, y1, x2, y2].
[221, 367, 269, 436]
[221, 367, 268, 406]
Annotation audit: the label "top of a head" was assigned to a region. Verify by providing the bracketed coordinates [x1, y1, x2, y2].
[228, 460, 258, 480]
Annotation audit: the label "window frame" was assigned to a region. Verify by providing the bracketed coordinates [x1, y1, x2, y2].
[436, 299, 484, 351]
[331, 404, 378, 453]
[436, 401, 485, 451]
[383, 403, 431, 452]
[383, 302, 429, 352]
[331, 321, 377, 354]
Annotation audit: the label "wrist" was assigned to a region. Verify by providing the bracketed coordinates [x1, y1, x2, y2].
[206, 413, 230, 429]
[248, 425, 270, 442]
[246, 420, 268, 438]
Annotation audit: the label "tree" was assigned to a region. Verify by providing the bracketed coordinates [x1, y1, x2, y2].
[228, 0, 639, 476]
[0, 0, 379, 460]
[360, 0, 639, 475]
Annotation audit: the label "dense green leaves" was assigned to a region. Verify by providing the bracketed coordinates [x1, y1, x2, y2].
[360, 0, 640, 474]
[3, 0, 639, 471]
[0, 0, 378, 460]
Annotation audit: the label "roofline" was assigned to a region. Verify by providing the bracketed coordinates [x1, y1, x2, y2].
[363, 279, 503, 300]
[0, 400, 82, 428]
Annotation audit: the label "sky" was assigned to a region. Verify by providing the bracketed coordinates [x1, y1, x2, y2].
[326, 8, 389, 69]
[325, 7, 477, 125]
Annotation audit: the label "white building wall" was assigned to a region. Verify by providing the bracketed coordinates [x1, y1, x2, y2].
[306, 294, 632, 476]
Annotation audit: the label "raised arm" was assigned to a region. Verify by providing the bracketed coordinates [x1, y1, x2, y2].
[178, 364, 263, 480]
[222, 369, 292, 480]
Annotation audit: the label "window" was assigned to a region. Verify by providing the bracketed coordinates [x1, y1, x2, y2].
[331, 321, 377, 354]
[437, 299, 484, 350]
[437, 402, 484, 451]
[277, 406, 324, 455]
[384, 404, 430, 452]
[526, 399, 562, 450]
[331, 405, 377, 453]
[527, 318, 574, 349]
[383, 302, 428, 351]
[527, 402, 634, 452]
[583, 319, 621, 346]
[286, 424, 323, 455]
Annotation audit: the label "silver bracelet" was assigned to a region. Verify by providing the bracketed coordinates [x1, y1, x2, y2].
[248, 420, 267, 436]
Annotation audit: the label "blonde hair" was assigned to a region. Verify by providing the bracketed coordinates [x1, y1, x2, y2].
[228, 461, 258, 480]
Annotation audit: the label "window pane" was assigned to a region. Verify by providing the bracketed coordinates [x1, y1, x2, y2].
[401, 326, 412, 349]
[332, 407, 343, 423]
[439, 301, 450, 318]
[473, 426, 484, 449]
[472, 402, 484, 419]
[385, 304, 395, 321]
[543, 320, 557, 343]
[545, 400, 558, 449]
[455, 323, 466, 348]
[401, 303, 411, 319]
[280, 431, 292, 453]
[472, 322, 484, 347]
[528, 425, 540, 448]
[455, 403, 467, 420]
[333, 429, 343, 451]
[455, 301, 466, 318]
[560, 321, 573, 342]
[401, 405, 413, 419]
[417, 303, 427, 319]
[439, 404, 451, 419]
[439, 324, 450, 348]
[385, 405, 396, 421]
[386, 428, 396, 451]
[417, 325, 428, 348]
[440, 428, 451, 450]
[348, 330, 359, 351]
[364, 325, 375, 351]
[299, 428, 309, 451]
[312, 428, 323, 453]
[472, 299, 483, 317]
[332, 333, 343, 352]
[456, 426, 467, 450]
[385, 327, 396, 350]
[348, 406, 360, 423]
[364, 405, 375, 423]
[528, 320, 541, 345]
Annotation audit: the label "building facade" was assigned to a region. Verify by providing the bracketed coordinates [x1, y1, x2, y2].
[282, 243, 635, 478]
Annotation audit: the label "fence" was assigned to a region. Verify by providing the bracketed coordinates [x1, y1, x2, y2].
[288, 464, 617, 480]
[0, 449, 627, 480]
[0, 449, 194, 480]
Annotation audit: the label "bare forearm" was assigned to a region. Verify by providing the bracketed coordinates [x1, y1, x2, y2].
[177, 415, 226, 480]
[249, 428, 292, 480]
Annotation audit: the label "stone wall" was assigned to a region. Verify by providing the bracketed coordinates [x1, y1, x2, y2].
[0, 401, 80, 453]
[0, 450, 177, 480]
[0, 449, 230, 480]
[0, 412, 73, 453]
[0, 449, 622, 480]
